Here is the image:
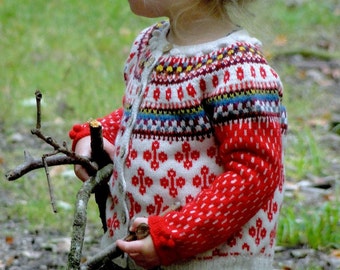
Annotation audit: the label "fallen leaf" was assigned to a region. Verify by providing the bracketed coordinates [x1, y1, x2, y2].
[5, 235, 14, 245]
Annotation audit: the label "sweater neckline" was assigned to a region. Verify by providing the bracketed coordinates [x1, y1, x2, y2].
[147, 21, 261, 57]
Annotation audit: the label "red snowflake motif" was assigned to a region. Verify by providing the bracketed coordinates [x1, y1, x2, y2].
[186, 83, 197, 98]
[224, 70, 230, 83]
[193, 166, 216, 190]
[249, 218, 267, 246]
[236, 66, 244, 81]
[263, 196, 278, 222]
[146, 195, 168, 216]
[166, 88, 172, 101]
[143, 141, 168, 170]
[132, 168, 153, 195]
[107, 213, 120, 237]
[260, 66, 267, 79]
[160, 169, 185, 198]
[199, 79, 207, 92]
[175, 142, 200, 169]
[177, 87, 184, 101]
[127, 192, 141, 218]
[153, 88, 161, 101]
[212, 75, 219, 87]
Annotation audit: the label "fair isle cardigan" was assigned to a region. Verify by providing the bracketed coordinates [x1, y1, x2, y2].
[69, 21, 287, 270]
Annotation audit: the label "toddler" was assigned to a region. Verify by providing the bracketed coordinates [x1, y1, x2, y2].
[69, 0, 287, 269]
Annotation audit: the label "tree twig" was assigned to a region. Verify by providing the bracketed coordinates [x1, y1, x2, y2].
[35, 89, 42, 129]
[6, 91, 114, 269]
[6, 90, 98, 181]
[67, 163, 113, 270]
[42, 154, 57, 213]
[5, 152, 97, 181]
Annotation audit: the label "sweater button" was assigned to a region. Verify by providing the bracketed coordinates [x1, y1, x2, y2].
[145, 56, 155, 67]
[137, 87, 143, 97]
[118, 182, 124, 194]
[163, 43, 173, 53]
[127, 117, 133, 127]
[121, 213, 127, 225]
[120, 146, 126, 158]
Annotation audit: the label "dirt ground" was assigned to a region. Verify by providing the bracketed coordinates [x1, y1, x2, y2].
[1, 56, 340, 270]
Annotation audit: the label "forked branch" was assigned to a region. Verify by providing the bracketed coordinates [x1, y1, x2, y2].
[6, 91, 148, 270]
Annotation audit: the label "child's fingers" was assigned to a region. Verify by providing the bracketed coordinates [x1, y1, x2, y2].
[74, 164, 90, 182]
[116, 239, 143, 254]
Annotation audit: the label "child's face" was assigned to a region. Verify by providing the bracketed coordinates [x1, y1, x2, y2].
[128, 0, 181, 18]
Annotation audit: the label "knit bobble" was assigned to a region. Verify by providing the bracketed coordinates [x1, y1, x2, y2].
[69, 123, 90, 151]
[159, 236, 176, 249]
[69, 124, 85, 139]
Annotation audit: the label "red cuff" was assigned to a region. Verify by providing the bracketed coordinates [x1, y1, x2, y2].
[69, 123, 90, 151]
[148, 215, 178, 266]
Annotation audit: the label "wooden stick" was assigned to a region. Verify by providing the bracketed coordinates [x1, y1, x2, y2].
[67, 163, 113, 270]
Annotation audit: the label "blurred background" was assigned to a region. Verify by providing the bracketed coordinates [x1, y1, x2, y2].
[1, 0, 339, 269]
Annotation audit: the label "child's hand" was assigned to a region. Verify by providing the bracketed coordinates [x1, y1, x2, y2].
[74, 136, 115, 181]
[116, 217, 161, 269]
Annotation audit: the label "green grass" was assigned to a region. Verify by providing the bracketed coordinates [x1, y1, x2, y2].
[1, 0, 339, 255]
[278, 200, 340, 249]
[285, 127, 326, 180]
[0, 0, 155, 128]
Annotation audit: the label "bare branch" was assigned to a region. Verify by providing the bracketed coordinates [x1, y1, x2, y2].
[35, 90, 42, 129]
[67, 163, 113, 270]
[6, 91, 98, 181]
[7, 91, 115, 269]
[5, 152, 98, 181]
[42, 155, 58, 213]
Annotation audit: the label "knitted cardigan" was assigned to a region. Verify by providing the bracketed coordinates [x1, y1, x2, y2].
[69, 21, 287, 270]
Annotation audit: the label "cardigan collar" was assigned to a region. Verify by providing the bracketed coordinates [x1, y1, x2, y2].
[147, 21, 262, 57]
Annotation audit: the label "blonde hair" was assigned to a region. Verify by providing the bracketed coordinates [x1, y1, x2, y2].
[171, 0, 255, 30]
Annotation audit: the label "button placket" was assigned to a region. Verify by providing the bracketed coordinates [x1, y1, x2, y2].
[115, 49, 162, 230]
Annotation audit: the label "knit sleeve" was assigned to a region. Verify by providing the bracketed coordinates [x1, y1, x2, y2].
[148, 65, 284, 265]
[69, 108, 123, 151]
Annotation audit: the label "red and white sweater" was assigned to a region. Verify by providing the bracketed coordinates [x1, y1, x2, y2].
[69, 21, 287, 269]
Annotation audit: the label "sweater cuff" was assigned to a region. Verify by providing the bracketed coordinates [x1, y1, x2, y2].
[69, 123, 90, 151]
[148, 215, 178, 266]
